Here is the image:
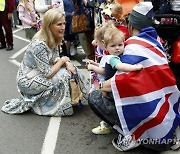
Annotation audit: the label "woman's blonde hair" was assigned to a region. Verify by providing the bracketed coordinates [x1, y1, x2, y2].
[33, 9, 65, 48]
[94, 21, 116, 42]
[103, 26, 125, 47]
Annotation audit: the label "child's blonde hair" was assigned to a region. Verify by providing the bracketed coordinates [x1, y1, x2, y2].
[18, 0, 31, 13]
[111, 3, 125, 22]
[94, 21, 116, 42]
[111, 3, 123, 15]
[103, 27, 125, 47]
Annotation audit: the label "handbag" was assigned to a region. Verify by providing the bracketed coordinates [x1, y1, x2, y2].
[70, 74, 83, 106]
[72, 13, 89, 33]
[72, 2, 94, 34]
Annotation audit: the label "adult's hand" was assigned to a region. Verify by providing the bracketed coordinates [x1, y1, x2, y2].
[65, 61, 76, 74]
[48, 5, 53, 10]
[102, 78, 112, 92]
[8, 13, 13, 20]
[60, 56, 70, 63]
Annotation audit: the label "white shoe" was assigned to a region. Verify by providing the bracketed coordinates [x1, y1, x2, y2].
[171, 126, 180, 150]
[82, 58, 89, 63]
[70, 45, 77, 56]
[92, 121, 112, 135]
[112, 134, 140, 151]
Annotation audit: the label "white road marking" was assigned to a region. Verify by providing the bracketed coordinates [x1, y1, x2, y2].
[11, 28, 62, 154]
[13, 27, 23, 34]
[13, 34, 30, 43]
[10, 45, 28, 59]
[9, 59, 20, 67]
[41, 117, 61, 154]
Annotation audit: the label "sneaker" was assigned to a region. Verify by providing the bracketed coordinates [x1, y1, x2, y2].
[92, 121, 112, 135]
[171, 126, 180, 150]
[112, 134, 140, 151]
[82, 57, 89, 63]
[70, 45, 77, 56]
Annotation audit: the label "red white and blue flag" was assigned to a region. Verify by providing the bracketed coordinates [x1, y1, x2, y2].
[111, 27, 180, 141]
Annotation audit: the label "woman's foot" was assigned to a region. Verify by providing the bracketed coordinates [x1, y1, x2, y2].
[92, 121, 112, 135]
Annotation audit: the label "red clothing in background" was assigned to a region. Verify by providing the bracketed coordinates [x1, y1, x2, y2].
[0, 0, 14, 47]
[5, 0, 14, 13]
[116, 25, 130, 40]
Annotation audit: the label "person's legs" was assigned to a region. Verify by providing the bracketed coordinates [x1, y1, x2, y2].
[0, 13, 6, 48]
[83, 31, 95, 60]
[88, 90, 121, 127]
[88, 90, 141, 151]
[64, 22, 76, 57]
[1, 10, 13, 49]
[0, 23, 6, 48]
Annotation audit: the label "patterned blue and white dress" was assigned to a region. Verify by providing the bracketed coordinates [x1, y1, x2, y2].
[1, 39, 89, 116]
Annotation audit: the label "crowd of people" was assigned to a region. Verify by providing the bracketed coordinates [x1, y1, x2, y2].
[1, 0, 180, 152]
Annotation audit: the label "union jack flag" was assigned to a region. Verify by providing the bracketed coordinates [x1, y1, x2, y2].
[111, 27, 180, 141]
[90, 46, 109, 92]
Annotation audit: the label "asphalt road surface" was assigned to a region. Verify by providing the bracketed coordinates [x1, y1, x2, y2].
[0, 26, 179, 154]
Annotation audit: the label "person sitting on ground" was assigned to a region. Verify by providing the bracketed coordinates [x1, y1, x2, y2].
[88, 2, 180, 152]
[1, 8, 89, 116]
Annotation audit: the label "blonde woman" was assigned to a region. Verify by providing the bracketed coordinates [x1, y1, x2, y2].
[18, 0, 39, 39]
[1, 9, 89, 116]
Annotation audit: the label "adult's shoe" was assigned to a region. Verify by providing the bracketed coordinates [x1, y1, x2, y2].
[6, 45, 13, 51]
[171, 126, 180, 150]
[70, 45, 77, 56]
[92, 121, 112, 135]
[112, 134, 140, 151]
[0, 44, 6, 49]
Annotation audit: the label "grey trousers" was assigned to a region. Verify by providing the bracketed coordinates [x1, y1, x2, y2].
[88, 90, 173, 151]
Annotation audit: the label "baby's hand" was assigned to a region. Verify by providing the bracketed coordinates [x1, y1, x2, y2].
[136, 64, 143, 70]
[86, 60, 94, 66]
[87, 64, 94, 71]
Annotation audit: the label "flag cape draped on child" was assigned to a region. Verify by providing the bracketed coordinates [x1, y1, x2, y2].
[111, 27, 180, 142]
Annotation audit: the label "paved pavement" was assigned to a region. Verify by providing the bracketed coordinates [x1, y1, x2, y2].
[0, 26, 179, 154]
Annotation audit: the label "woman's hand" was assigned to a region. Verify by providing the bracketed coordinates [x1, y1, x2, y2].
[60, 56, 70, 63]
[48, 5, 53, 10]
[66, 61, 76, 74]
[31, 22, 36, 27]
[8, 13, 13, 20]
